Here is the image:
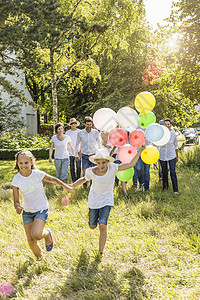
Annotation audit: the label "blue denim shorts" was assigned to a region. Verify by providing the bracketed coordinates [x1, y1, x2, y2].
[89, 205, 111, 229]
[22, 209, 49, 225]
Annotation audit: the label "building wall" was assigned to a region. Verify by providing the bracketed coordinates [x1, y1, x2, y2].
[0, 53, 38, 135]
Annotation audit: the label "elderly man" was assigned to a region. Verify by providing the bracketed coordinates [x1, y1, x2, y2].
[74, 116, 102, 188]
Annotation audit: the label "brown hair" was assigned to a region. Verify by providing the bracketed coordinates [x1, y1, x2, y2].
[164, 118, 172, 124]
[55, 122, 65, 133]
[14, 150, 36, 171]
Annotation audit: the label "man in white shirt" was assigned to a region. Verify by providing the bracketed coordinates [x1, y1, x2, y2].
[75, 116, 102, 188]
[66, 118, 81, 182]
[159, 118, 179, 194]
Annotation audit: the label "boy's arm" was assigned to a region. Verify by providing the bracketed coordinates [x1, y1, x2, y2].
[118, 145, 145, 171]
[72, 177, 87, 188]
[43, 174, 73, 193]
[12, 186, 23, 214]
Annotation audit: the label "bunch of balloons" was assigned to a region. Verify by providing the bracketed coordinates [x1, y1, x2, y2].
[92, 91, 169, 180]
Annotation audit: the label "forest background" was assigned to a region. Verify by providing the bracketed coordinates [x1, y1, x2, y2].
[0, 0, 200, 130]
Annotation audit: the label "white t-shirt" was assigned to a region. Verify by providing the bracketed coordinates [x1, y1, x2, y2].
[50, 135, 71, 159]
[65, 129, 80, 156]
[11, 170, 49, 213]
[85, 163, 119, 209]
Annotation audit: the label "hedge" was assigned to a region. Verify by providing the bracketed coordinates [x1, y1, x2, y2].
[0, 148, 52, 160]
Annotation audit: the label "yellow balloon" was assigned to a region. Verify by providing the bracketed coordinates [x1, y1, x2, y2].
[141, 146, 159, 164]
[135, 92, 156, 113]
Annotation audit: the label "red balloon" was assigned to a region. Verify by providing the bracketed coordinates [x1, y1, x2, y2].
[118, 144, 137, 163]
[109, 128, 128, 147]
[129, 130, 146, 147]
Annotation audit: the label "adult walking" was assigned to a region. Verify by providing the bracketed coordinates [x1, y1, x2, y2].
[158, 118, 179, 194]
[65, 118, 81, 182]
[74, 116, 102, 188]
[49, 123, 74, 182]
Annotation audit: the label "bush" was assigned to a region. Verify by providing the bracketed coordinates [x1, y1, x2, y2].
[0, 148, 51, 160]
[179, 146, 200, 170]
[0, 129, 50, 150]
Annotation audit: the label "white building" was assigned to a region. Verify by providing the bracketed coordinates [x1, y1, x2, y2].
[0, 53, 38, 135]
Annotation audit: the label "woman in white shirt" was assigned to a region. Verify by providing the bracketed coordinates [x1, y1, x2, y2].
[49, 123, 74, 182]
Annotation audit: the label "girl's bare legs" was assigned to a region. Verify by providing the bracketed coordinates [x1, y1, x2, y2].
[24, 219, 51, 258]
[99, 224, 107, 253]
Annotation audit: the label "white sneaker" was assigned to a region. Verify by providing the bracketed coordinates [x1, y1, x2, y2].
[138, 184, 143, 191]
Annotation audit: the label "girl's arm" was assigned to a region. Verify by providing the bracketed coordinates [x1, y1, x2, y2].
[118, 145, 145, 171]
[43, 174, 73, 193]
[68, 142, 74, 155]
[72, 177, 87, 188]
[49, 142, 54, 162]
[12, 186, 23, 214]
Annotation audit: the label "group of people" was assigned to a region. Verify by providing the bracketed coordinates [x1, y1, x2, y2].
[11, 116, 179, 259]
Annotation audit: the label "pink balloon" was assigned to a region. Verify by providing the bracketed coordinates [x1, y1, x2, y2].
[129, 129, 146, 147]
[109, 128, 128, 147]
[62, 197, 70, 205]
[0, 282, 14, 296]
[118, 144, 137, 163]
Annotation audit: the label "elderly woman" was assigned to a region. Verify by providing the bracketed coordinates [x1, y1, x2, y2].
[49, 123, 74, 182]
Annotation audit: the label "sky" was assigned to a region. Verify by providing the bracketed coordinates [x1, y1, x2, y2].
[144, 0, 176, 28]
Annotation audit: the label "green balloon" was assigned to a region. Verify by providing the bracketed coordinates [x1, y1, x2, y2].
[138, 112, 156, 129]
[116, 168, 134, 182]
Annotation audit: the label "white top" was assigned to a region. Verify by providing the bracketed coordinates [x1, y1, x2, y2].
[85, 163, 119, 209]
[74, 128, 102, 156]
[65, 129, 81, 156]
[50, 135, 71, 159]
[159, 130, 178, 161]
[11, 170, 49, 213]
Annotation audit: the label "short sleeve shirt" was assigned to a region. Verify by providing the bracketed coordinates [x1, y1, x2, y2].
[50, 135, 71, 159]
[11, 170, 49, 213]
[85, 163, 119, 209]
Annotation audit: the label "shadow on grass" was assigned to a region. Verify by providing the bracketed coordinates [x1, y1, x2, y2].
[44, 249, 147, 300]
[10, 257, 51, 298]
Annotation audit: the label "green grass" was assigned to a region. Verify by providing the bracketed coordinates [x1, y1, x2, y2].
[0, 159, 200, 299]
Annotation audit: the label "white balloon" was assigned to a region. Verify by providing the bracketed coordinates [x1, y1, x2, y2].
[93, 108, 117, 132]
[116, 107, 138, 132]
[153, 125, 170, 146]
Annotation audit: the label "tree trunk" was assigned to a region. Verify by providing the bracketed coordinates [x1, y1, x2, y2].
[50, 47, 58, 126]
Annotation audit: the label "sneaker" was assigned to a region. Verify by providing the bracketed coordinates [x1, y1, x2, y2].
[123, 193, 128, 198]
[138, 184, 143, 191]
[174, 191, 182, 195]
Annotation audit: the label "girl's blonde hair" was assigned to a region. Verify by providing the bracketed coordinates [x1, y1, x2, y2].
[14, 150, 36, 171]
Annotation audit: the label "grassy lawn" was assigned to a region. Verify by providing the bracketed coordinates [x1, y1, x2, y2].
[0, 158, 200, 299]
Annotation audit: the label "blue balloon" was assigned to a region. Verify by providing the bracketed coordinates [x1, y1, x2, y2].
[145, 123, 164, 142]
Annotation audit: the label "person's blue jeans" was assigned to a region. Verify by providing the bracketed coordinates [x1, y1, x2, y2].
[82, 154, 96, 176]
[132, 167, 138, 186]
[159, 158, 178, 192]
[135, 157, 150, 191]
[69, 156, 81, 182]
[54, 158, 69, 180]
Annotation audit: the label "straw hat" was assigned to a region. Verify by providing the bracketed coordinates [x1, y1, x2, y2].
[89, 149, 115, 164]
[67, 118, 80, 126]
